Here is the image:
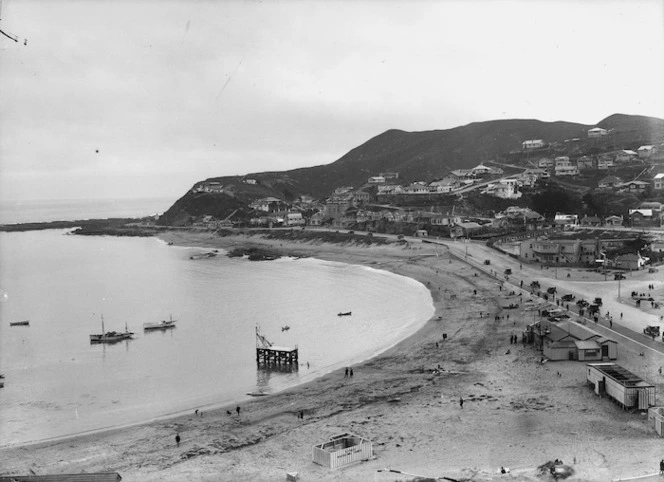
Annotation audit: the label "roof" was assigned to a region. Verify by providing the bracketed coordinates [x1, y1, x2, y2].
[587, 363, 653, 387]
[455, 222, 482, 229]
[574, 340, 600, 350]
[638, 145, 654, 150]
[548, 340, 577, 349]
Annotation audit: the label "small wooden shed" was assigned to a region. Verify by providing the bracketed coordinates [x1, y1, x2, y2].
[312, 433, 373, 469]
[586, 363, 656, 410]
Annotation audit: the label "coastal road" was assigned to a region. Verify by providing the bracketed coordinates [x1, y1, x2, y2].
[426, 237, 664, 355]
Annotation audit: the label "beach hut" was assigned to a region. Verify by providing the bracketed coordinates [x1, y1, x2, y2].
[543, 340, 576, 361]
[648, 407, 664, 437]
[586, 363, 656, 410]
[312, 433, 373, 469]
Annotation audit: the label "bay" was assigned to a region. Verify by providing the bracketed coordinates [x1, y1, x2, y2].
[0, 229, 434, 446]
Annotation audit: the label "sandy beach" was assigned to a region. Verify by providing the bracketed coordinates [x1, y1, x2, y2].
[2, 230, 664, 481]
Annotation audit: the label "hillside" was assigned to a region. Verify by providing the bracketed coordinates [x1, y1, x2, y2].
[158, 114, 663, 225]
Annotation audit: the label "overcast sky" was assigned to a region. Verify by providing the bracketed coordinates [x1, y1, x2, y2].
[1, 0, 662, 202]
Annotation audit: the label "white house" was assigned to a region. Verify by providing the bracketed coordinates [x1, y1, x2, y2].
[638, 145, 656, 159]
[554, 213, 578, 228]
[588, 127, 608, 138]
[597, 157, 614, 170]
[522, 139, 545, 150]
[367, 176, 386, 184]
[284, 212, 305, 227]
[537, 158, 554, 169]
[654, 173, 664, 190]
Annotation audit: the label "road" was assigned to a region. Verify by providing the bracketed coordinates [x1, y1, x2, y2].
[431, 237, 664, 356]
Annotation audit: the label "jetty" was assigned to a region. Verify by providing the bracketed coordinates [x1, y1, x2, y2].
[255, 327, 298, 367]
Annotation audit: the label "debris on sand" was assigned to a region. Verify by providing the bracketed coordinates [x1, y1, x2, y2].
[538, 460, 574, 479]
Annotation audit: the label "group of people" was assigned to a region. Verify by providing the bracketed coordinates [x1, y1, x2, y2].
[344, 367, 354, 378]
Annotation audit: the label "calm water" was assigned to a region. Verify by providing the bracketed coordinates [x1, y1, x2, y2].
[0, 197, 174, 224]
[0, 229, 434, 446]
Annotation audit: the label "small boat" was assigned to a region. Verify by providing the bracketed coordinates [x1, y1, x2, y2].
[337, 312, 352, 317]
[144, 315, 177, 331]
[9, 320, 30, 326]
[246, 392, 268, 397]
[90, 316, 134, 344]
[281, 325, 290, 332]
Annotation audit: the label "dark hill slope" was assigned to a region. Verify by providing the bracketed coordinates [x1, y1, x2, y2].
[264, 118, 591, 197]
[159, 114, 663, 224]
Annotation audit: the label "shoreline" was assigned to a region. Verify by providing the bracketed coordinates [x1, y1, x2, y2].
[2, 230, 663, 481]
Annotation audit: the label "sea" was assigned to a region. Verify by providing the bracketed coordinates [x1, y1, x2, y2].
[0, 198, 434, 446]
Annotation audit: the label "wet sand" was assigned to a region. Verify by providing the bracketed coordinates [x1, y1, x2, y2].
[1, 230, 664, 481]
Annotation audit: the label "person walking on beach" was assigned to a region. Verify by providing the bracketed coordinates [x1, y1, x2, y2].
[175, 433, 181, 447]
[459, 396, 464, 409]
[350, 368, 354, 377]
[659, 458, 664, 475]
[236, 405, 241, 416]
[345, 367, 349, 378]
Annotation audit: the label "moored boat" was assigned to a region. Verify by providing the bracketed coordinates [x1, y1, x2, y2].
[337, 311, 352, 317]
[144, 315, 177, 331]
[9, 320, 30, 326]
[90, 316, 134, 344]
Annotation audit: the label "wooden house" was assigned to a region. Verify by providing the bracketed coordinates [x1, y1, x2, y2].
[312, 433, 373, 469]
[586, 363, 655, 410]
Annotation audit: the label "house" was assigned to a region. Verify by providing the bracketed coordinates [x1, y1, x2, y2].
[450, 169, 474, 180]
[580, 215, 602, 227]
[615, 150, 638, 162]
[352, 191, 371, 204]
[586, 363, 655, 410]
[414, 229, 428, 237]
[604, 215, 623, 227]
[377, 184, 405, 195]
[250, 197, 282, 212]
[429, 179, 458, 193]
[284, 212, 305, 227]
[450, 222, 482, 239]
[597, 156, 614, 170]
[537, 158, 554, 169]
[638, 145, 656, 159]
[654, 173, 664, 190]
[404, 183, 430, 194]
[529, 319, 617, 361]
[367, 176, 386, 184]
[522, 139, 545, 150]
[621, 180, 650, 193]
[614, 253, 649, 270]
[554, 157, 578, 176]
[629, 209, 659, 226]
[243, 178, 257, 185]
[312, 433, 373, 470]
[484, 179, 522, 199]
[588, 127, 608, 138]
[576, 156, 594, 170]
[554, 213, 578, 228]
[308, 212, 324, 226]
[598, 176, 623, 189]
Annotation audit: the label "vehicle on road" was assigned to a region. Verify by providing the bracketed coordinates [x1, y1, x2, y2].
[561, 294, 575, 302]
[484, 259, 491, 265]
[594, 297, 603, 306]
[576, 299, 589, 308]
[614, 273, 626, 280]
[547, 287, 557, 295]
[644, 325, 660, 337]
[504, 268, 512, 275]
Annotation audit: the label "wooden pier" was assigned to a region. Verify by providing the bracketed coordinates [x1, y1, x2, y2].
[256, 327, 298, 367]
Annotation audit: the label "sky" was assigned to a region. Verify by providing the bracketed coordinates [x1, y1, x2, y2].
[1, 0, 663, 202]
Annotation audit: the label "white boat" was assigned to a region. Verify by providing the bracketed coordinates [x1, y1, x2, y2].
[144, 315, 177, 331]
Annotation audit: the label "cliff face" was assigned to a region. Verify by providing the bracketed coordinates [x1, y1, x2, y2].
[159, 114, 664, 224]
